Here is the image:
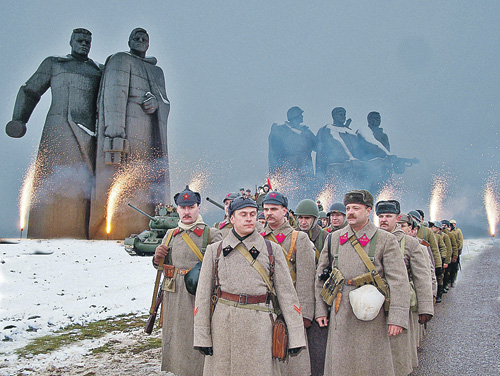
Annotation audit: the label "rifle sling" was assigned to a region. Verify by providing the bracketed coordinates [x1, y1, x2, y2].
[181, 232, 204, 262]
[267, 232, 297, 283]
[150, 230, 174, 315]
[235, 243, 274, 293]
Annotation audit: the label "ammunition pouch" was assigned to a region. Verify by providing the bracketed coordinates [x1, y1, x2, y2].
[320, 267, 345, 306]
[272, 314, 288, 361]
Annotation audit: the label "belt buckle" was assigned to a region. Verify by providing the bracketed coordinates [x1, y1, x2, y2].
[237, 294, 249, 304]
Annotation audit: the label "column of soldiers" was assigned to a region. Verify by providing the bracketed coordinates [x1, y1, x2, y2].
[152, 184, 464, 376]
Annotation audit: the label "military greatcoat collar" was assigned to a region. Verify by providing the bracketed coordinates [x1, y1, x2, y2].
[343, 220, 378, 247]
[264, 220, 294, 238]
[391, 224, 405, 242]
[222, 229, 265, 253]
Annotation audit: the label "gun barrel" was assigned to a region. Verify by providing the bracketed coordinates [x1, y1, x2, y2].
[128, 203, 157, 222]
[206, 197, 225, 210]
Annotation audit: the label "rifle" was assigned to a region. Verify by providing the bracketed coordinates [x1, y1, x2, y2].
[387, 155, 420, 174]
[145, 258, 165, 334]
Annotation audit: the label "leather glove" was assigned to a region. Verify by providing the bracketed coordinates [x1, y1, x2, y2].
[198, 347, 213, 356]
[303, 318, 312, 329]
[288, 347, 302, 356]
[418, 314, 433, 325]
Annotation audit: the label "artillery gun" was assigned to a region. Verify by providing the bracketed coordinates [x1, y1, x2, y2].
[124, 203, 179, 256]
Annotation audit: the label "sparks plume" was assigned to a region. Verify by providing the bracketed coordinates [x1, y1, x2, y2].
[188, 168, 212, 193]
[483, 177, 500, 237]
[316, 182, 338, 212]
[106, 161, 151, 234]
[429, 176, 448, 222]
[18, 159, 37, 231]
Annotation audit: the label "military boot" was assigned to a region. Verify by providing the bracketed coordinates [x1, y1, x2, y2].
[436, 285, 443, 303]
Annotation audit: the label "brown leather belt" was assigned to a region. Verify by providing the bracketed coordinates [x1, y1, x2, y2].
[346, 279, 356, 286]
[218, 290, 267, 305]
[163, 264, 191, 278]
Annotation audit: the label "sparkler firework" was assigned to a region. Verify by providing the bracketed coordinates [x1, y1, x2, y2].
[188, 168, 211, 193]
[483, 178, 500, 237]
[18, 159, 37, 234]
[429, 176, 448, 222]
[105, 162, 151, 234]
[316, 182, 338, 213]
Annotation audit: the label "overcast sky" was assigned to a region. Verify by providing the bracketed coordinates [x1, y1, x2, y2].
[1, 1, 499, 237]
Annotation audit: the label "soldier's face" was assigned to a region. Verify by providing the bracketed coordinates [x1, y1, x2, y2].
[377, 213, 399, 232]
[258, 218, 267, 226]
[321, 218, 329, 227]
[329, 212, 345, 227]
[263, 204, 287, 228]
[346, 204, 371, 228]
[297, 215, 316, 231]
[129, 32, 149, 53]
[368, 114, 381, 127]
[400, 222, 412, 235]
[177, 204, 200, 225]
[70, 33, 92, 57]
[224, 200, 232, 217]
[231, 207, 257, 236]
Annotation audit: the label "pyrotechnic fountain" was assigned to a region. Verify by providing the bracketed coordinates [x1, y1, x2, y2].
[429, 176, 448, 222]
[105, 162, 151, 235]
[18, 159, 37, 238]
[316, 182, 338, 213]
[483, 178, 500, 237]
[187, 168, 211, 193]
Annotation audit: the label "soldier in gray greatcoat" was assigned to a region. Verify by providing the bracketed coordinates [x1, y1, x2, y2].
[376, 200, 434, 375]
[262, 192, 317, 376]
[326, 202, 348, 233]
[315, 190, 410, 376]
[194, 197, 306, 375]
[153, 186, 222, 376]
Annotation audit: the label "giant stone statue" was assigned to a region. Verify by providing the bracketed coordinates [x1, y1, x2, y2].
[5, 28, 102, 239]
[89, 28, 170, 240]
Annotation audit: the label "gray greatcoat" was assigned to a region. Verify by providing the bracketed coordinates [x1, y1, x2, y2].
[159, 224, 221, 376]
[264, 221, 316, 376]
[315, 221, 410, 376]
[90, 51, 170, 239]
[194, 230, 306, 376]
[390, 227, 434, 376]
[12, 55, 102, 238]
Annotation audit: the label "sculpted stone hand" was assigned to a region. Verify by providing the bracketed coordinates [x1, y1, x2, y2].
[142, 93, 159, 114]
[104, 125, 126, 138]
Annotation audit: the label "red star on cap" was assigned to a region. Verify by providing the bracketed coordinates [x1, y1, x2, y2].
[270, 192, 277, 198]
[183, 193, 190, 201]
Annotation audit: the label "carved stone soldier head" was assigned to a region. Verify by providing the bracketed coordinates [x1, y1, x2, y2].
[70, 28, 92, 60]
[367, 112, 381, 128]
[128, 28, 149, 58]
[331, 107, 347, 126]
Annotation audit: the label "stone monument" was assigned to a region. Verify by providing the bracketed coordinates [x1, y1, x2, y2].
[89, 28, 171, 239]
[6, 28, 102, 238]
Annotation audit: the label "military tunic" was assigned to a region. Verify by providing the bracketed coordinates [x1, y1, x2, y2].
[315, 221, 410, 376]
[160, 223, 221, 376]
[194, 230, 306, 376]
[263, 221, 316, 376]
[417, 227, 442, 269]
[390, 228, 434, 376]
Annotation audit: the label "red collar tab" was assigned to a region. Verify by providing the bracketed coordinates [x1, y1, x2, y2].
[275, 233, 286, 244]
[219, 222, 228, 230]
[193, 226, 204, 237]
[260, 232, 266, 237]
[358, 234, 370, 247]
[173, 228, 182, 237]
[340, 232, 349, 245]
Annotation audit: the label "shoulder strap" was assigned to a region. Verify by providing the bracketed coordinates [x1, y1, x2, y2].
[368, 230, 379, 260]
[214, 242, 223, 288]
[163, 229, 176, 265]
[400, 235, 406, 256]
[235, 243, 274, 293]
[181, 232, 204, 262]
[288, 230, 298, 261]
[201, 226, 210, 254]
[348, 231, 386, 290]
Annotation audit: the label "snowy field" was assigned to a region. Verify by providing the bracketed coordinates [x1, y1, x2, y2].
[0, 237, 494, 374]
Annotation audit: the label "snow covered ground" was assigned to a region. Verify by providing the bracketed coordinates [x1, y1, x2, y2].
[0, 237, 494, 375]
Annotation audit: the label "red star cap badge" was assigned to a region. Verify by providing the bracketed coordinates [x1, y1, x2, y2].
[182, 193, 190, 201]
[270, 192, 277, 198]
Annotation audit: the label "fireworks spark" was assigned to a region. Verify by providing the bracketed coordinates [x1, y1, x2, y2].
[188, 168, 211, 193]
[18, 159, 37, 232]
[483, 178, 500, 237]
[106, 161, 151, 234]
[316, 182, 338, 212]
[429, 176, 448, 222]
